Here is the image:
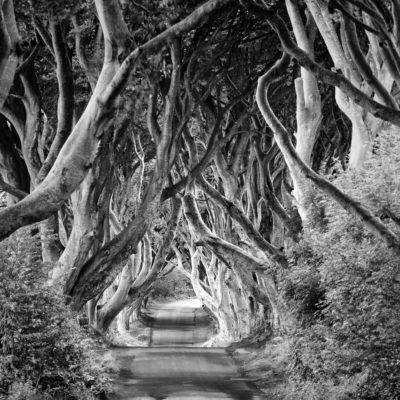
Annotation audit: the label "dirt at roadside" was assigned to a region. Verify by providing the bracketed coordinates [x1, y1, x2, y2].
[228, 336, 290, 399]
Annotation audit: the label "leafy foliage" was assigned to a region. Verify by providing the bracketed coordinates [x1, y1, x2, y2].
[281, 131, 400, 399]
[0, 229, 109, 400]
[150, 268, 195, 300]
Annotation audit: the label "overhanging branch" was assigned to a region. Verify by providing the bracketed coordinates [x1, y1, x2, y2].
[266, 12, 400, 126]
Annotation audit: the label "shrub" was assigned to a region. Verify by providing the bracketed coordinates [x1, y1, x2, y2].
[282, 131, 400, 399]
[150, 268, 195, 300]
[0, 228, 110, 399]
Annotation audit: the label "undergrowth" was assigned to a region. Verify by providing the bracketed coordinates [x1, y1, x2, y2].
[280, 131, 400, 399]
[0, 228, 110, 400]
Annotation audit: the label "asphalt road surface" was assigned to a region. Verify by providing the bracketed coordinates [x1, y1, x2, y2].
[109, 299, 266, 400]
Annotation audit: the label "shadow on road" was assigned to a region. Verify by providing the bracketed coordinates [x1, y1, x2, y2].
[108, 298, 266, 400]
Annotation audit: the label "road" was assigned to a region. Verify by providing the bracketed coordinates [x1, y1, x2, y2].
[108, 298, 266, 400]
[148, 299, 213, 346]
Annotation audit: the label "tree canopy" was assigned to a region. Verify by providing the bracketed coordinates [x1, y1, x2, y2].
[1, 0, 400, 398]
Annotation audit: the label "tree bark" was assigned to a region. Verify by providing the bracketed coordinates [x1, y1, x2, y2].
[303, 0, 395, 169]
[196, 175, 283, 259]
[0, 116, 29, 204]
[0, 0, 231, 241]
[35, 17, 74, 184]
[0, 0, 19, 109]
[182, 191, 293, 332]
[256, 54, 400, 254]
[51, 137, 113, 285]
[285, 0, 323, 226]
[266, 11, 400, 127]
[95, 197, 181, 332]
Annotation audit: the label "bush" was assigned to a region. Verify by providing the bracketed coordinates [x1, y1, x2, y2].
[0, 228, 110, 400]
[282, 131, 400, 399]
[150, 268, 195, 300]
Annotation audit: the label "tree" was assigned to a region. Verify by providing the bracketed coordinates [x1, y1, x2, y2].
[0, 229, 109, 399]
[0, 0, 231, 241]
[0, 2, 400, 398]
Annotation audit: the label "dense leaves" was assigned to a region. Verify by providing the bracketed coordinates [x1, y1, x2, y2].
[150, 268, 195, 300]
[0, 229, 109, 400]
[283, 131, 400, 399]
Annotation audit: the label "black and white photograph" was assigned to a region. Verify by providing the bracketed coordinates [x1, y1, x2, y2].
[0, 1, 399, 399]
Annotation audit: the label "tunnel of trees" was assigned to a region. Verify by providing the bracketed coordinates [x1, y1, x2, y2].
[1, 0, 400, 399]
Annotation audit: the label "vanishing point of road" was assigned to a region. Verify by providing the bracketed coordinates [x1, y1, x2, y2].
[108, 299, 266, 400]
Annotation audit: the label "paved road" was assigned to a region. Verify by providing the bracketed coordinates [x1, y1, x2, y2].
[148, 299, 213, 347]
[108, 299, 266, 400]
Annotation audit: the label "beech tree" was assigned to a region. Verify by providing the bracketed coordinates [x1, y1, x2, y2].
[0, 0, 231, 241]
[0, 0, 19, 109]
[0, 0, 239, 327]
[1, 4, 400, 397]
